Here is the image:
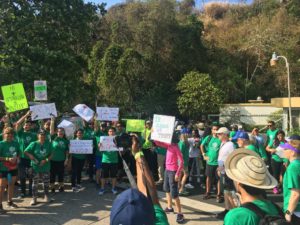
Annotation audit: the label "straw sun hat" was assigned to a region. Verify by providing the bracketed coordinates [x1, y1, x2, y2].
[225, 148, 277, 189]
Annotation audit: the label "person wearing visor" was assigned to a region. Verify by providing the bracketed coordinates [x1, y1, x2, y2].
[280, 141, 300, 224]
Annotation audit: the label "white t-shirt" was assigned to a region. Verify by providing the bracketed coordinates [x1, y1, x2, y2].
[188, 138, 200, 158]
[218, 141, 235, 167]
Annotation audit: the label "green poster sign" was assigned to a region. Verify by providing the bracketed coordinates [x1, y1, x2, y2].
[1, 83, 28, 112]
[126, 119, 145, 132]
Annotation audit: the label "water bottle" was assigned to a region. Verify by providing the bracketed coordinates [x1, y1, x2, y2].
[7, 172, 12, 185]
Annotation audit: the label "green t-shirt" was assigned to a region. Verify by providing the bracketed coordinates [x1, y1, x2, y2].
[0, 140, 20, 171]
[17, 130, 37, 159]
[268, 141, 285, 162]
[154, 204, 169, 225]
[246, 144, 261, 156]
[51, 137, 69, 161]
[156, 147, 166, 156]
[229, 131, 236, 138]
[201, 135, 221, 166]
[178, 140, 189, 167]
[266, 129, 278, 145]
[24, 141, 52, 173]
[283, 159, 300, 212]
[95, 130, 106, 157]
[102, 151, 118, 164]
[224, 199, 279, 225]
[84, 127, 95, 140]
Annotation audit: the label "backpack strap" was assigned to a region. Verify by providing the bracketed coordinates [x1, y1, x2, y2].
[241, 202, 267, 219]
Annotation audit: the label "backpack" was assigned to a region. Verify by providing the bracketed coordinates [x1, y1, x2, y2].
[241, 202, 291, 225]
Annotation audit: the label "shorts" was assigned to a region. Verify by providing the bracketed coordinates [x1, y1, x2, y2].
[101, 163, 118, 179]
[220, 173, 234, 191]
[0, 170, 18, 179]
[163, 170, 179, 198]
[95, 156, 102, 170]
[205, 164, 218, 179]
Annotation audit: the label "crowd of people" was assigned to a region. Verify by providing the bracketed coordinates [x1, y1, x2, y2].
[1, 110, 300, 225]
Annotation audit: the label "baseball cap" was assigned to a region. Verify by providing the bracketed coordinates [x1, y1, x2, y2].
[110, 188, 155, 225]
[216, 127, 230, 134]
[237, 131, 249, 140]
[287, 134, 300, 142]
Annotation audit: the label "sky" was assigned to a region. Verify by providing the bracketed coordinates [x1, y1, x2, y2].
[84, 0, 254, 9]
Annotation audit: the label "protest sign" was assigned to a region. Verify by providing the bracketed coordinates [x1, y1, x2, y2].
[99, 136, 122, 151]
[73, 104, 94, 122]
[30, 103, 57, 121]
[126, 119, 145, 132]
[151, 114, 175, 144]
[58, 120, 76, 139]
[1, 83, 28, 113]
[96, 107, 119, 121]
[69, 140, 93, 154]
[34, 80, 47, 101]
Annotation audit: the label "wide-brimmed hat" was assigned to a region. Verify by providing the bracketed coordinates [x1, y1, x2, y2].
[225, 148, 277, 189]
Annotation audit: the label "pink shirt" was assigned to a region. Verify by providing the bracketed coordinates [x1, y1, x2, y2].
[154, 141, 183, 177]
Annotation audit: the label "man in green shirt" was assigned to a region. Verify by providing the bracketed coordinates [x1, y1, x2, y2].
[98, 127, 119, 195]
[224, 149, 280, 225]
[266, 120, 278, 147]
[15, 111, 37, 198]
[200, 125, 221, 200]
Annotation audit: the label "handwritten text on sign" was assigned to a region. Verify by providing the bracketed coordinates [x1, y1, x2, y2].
[99, 136, 122, 151]
[151, 114, 175, 144]
[96, 107, 119, 121]
[1, 83, 28, 113]
[70, 140, 93, 154]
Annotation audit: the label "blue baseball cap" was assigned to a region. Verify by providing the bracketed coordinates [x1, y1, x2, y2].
[237, 131, 249, 140]
[110, 188, 155, 225]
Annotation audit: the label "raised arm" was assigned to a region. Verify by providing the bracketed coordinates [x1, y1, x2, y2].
[15, 110, 31, 131]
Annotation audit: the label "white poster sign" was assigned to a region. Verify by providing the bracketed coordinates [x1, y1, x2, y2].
[34, 80, 47, 101]
[73, 104, 94, 122]
[30, 103, 57, 121]
[96, 107, 119, 121]
[70, 140, 93, 154]
[99, 136, 122, 151]
[58, 120, 76, 139]
[151, 114, 175, 144]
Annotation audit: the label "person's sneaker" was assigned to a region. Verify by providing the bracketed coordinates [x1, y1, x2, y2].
[72, 187, 79, 193]
[59, 187, 64, 192]
[273, 187, 279, 194]
[203, 193, 211, 200]
[76, 184, 82, 189]
[164, 207, 174, 213]
[184, 183, 194, 189]
[112, 188, 118, 195]
[18, 193, 25, 199]
[215, 209, 229, 220]
[176, 213, 185, 224]
[44, 195, 51, 203]
[7, 201, 18, 209]
[98, 189, 105, 195]
[216, 195, 224, 203]
[30, 198, 37, 206]
[179, 190, 189, 196]
[155, 180, 163, 185]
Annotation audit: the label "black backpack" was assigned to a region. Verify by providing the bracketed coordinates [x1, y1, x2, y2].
[241, 202, 291, 225]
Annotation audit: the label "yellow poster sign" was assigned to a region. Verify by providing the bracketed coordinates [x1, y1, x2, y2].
[1, 83, 28, 112]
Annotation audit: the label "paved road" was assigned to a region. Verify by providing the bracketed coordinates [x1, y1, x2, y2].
[0, 178, 224, 225]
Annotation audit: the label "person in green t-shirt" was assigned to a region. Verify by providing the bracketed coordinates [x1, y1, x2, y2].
[224, 149, 280, 225]
[0, 127, 20, 212]
[49, 126, 69, 193]
[15, 110, 37, 198]
[266, 130, 287, 195]
[281, 141, 300, 224]
[266, 120, 278, 148]
[200, 125, 221, 200]
[25, 129, 53, 206]
[98, 127, 119, 195]
[178, 134, 189, 196]
[70, 129, 87, 192]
